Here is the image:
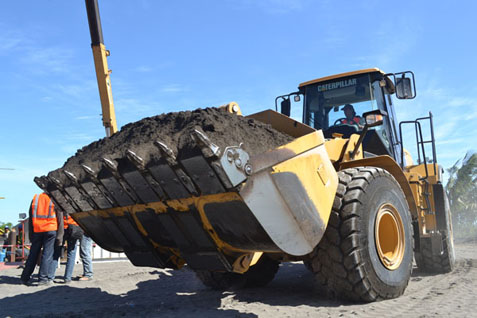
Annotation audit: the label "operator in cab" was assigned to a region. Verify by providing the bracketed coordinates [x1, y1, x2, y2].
[341, 104, 364, 128]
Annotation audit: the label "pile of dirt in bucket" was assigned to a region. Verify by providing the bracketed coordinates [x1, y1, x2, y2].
[48, 107, 294, 184]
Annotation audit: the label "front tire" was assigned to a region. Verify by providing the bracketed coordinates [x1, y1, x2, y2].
[415, 192, 455, 273]
[307, 167, 413, 302]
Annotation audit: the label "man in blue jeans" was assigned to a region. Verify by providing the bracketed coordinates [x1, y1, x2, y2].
[49, 214, 93, 283]
[77, 234, 94, 280]
[48, 236, 79, 284]
[21, 193, 59, 286]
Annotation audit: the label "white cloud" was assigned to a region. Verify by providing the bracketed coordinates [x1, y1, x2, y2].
[53, 83, 94, 98]
[134, 66, 153, 73]
[0, 24, 79, 75]
[115, 97, 161, 117]
[436, 137, 466, 146]
[20, 46, 76, 74]
[0, 34, 23, 52]
[448, 97, 476, 107]
[160, 84, 187, 93]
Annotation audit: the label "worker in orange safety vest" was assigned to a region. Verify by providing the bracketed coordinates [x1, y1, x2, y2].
[20, 193, 60, 286]
[340, 104, 364, 128]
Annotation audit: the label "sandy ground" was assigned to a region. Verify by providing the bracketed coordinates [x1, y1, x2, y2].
[1, 242, 476, 318]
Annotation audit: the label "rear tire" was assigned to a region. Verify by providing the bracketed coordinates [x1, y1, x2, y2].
[415, 192, 455, 273]
[194, 255, 279, 290]
[307, 167, 414, 302]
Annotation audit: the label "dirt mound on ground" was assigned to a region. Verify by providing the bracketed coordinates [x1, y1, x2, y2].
[49, 107, 294, 184]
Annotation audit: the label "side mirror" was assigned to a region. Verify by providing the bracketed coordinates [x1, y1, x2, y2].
[293, 95, 301, 102]
[19, 213, 27, 219]
[386, 71, 416, 99]
[396, 76, 413, 99]
[362, 109, 388, 127]
[281, 98, 291, 116]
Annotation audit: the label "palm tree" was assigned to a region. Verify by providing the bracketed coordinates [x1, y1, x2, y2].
[446, 151, 477, 238]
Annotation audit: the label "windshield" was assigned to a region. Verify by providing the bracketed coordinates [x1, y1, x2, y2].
[303, 73, 379, 130]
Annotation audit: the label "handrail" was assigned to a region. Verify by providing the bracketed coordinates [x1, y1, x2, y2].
[398, 112, 437, 180]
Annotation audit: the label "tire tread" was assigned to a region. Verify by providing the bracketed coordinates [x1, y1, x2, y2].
[306, 167, 413, 302]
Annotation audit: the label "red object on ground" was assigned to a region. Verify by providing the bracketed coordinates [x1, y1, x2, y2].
[0, 262, 23, 271]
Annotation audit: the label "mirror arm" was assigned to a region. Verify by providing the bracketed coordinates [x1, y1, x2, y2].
[280, 98, 291, 116]
[350, 125, 369, 160]
[350, 109, 388, 160]
[274, 91, 300, 112]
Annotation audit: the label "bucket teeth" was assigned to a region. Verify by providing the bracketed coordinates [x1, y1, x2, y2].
[154, 141, 176, 161]
[117, 151, 165, 203]
[62, 170, 100, 210]
[34, 176, 47, 190]
[98, 158, 138, 206]
[103, 158, 118, 172]
[187, 130, 235, 190]
[45, 174, 81, 213]
[191, 129, 220, 158]
[49, 176, 62, 188]
[82, 164, 96, 177]
[64, 170, 78, 183]
[51, 170, 95, 212]
[38, 132, 255, 212]
[126, 149, 145, 168]
[77, 165, 115, 209]
[151, 140, 199, 197]
[34, 176, 71, 213]
[179, 131, 226, 194]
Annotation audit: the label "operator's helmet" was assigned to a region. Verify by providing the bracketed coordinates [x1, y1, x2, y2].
[342, 104, 356, 116]
[342, 104, 355, 112]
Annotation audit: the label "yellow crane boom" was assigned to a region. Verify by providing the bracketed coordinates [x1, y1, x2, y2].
[85, 0, 117, 137]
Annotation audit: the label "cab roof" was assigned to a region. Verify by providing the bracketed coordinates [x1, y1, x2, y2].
[298, 68, 385, 88]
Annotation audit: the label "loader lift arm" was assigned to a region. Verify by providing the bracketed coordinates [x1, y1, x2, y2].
[85, 0, 118, 137]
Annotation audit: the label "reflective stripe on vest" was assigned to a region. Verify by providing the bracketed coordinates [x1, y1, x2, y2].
[32, 193, 58, 232]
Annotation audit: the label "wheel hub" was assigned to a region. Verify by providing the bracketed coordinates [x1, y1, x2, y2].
[375, 203, 405, 270]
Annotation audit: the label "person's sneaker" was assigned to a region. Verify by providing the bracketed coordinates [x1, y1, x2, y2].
[63, 279, 71, 284]
[20, 279, 31, 286]
[78, 276, 92, 281]
[37, 280, 51, 286]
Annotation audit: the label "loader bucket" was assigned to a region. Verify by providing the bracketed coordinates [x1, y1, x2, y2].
[35, 107, 338, 272]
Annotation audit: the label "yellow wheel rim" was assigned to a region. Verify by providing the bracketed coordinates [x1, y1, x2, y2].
[375, 203, 405, 270]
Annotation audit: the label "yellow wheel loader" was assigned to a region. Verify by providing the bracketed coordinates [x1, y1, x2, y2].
[35, 67, 454, 302]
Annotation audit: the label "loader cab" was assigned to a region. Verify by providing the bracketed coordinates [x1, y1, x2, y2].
[297, 69, 404, 164]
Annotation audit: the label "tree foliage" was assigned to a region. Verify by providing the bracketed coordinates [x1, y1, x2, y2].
[446, 151, 477, 236]
[0, 222, 14, 235]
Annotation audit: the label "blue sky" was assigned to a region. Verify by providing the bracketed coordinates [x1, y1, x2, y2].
[1, 1, 476, 224]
